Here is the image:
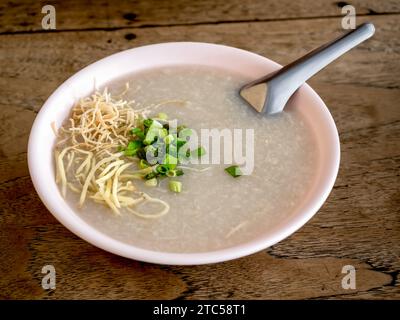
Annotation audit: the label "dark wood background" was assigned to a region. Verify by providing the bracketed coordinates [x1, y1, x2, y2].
[0, 0, 399, 299]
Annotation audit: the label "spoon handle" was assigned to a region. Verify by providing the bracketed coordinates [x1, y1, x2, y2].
[260, 23, 375, 114]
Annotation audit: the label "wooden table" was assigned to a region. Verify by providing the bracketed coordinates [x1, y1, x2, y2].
[1, 0, 399, 299]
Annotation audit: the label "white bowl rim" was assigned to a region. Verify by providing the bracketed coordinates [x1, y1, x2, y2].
[28, 42, 340, 265]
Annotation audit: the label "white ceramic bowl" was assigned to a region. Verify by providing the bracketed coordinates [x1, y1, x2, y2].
[28, 42, 340, 265]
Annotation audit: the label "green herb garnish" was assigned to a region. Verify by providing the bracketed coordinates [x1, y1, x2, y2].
[163, 154, 178, 169]
[120, 113, 208, 193]
[156, 164, 169, 175]
[124, 140, 143, 156]
[225, 165, 242, 178]
[164, 134, 174, 144]
[175, 138, 186, 149]
[139, 159, 149, 169]
[131, 127, 145, 140]
[179, 128, 192, 141]
[169, 180, 182, 193]
[143, 119, 153, 128]
[192, 146, 206, 157]
[144, 172, 157, 180]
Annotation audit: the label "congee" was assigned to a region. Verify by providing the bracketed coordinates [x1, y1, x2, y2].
[54, 65, 318, 252]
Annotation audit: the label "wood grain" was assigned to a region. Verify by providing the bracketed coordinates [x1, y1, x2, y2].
[0, 1, 399, 299]
[1, 0, 399, 33]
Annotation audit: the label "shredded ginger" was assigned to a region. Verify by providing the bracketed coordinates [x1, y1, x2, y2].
[54, 86, 169, 218]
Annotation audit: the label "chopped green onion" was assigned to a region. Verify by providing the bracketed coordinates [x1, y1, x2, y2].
[156, 164, 169, 175]
[127, 140, 143, 149]
[144, 172, 157, 180]
[176, 146, 191, 164]
[143, 119, 153, 128]
[124, 140, 143, 156]
[157, 112, 168, 120]
[143, 121, 164, 145]
[179, 128, 192, 140]
[158, 128, 168, 138]
[163, 154, 178, 169]
[131, 127, 145, 140]
[143, 127, 158, 145]
[164, 134, 174, 144]
[169, 180, 182, 193]
[144, 144, 158, 164]
[166, 170, 175, 177]
[225, 165, 242, 178]
[144, 144, 157, 153]
[151, 120, 163, 128]
[175, 138, 186, 149]
[167, 144, 178, 157]
[120, 117, 210, 192]
[144, 178, 158, 187]
[144, 118, 162, 128]
[139, 159, 149, 169]
[166, 169, 184, 177]
[192, 146, 206, 157]
[143, 130, 157, 145]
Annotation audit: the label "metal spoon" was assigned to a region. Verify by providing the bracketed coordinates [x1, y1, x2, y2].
[239, 23, 375, 115]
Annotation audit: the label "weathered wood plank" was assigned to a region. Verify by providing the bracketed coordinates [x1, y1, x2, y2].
[170, 253, 394, 300]
[0, 223, 187, 299]
[1, 15, 398, 100]
[0, 13, 399, 299]
[0, 221, 393, 300]
[1, 0, 400, 33]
